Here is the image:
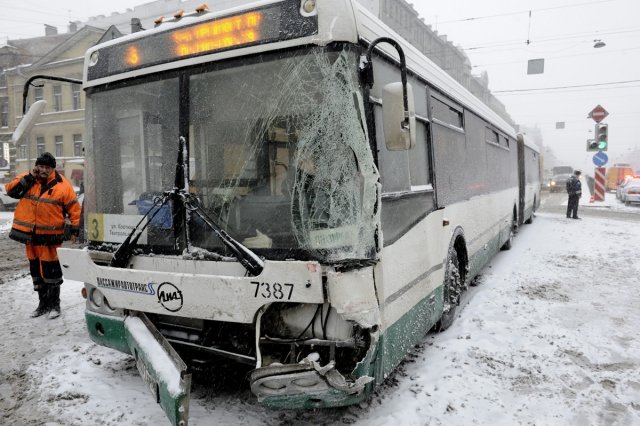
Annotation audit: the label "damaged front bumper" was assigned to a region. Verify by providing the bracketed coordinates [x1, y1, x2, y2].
[250, 358, 375, 409]
[125, 313, 191, 426]
[85, 308, 377, 414]
[61, 247, 382, 414]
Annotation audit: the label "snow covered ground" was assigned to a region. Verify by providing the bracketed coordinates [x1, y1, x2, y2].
[1, 192, 639, 425]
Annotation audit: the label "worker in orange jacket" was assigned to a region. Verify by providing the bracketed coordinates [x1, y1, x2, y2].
[5, 152, 81, 319]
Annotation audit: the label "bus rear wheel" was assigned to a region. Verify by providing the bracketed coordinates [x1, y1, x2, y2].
[435, 248, 462, 332]
[524, 198, 536, 224]
[501, 217, 516, 250]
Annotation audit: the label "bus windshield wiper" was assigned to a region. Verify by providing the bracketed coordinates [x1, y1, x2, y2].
[109, 190, 264, 275]
[109, 193, 171, 268]
[182, 194, 264, 276]
[110, 137, 264, 276]
[173, 135, 263, 276]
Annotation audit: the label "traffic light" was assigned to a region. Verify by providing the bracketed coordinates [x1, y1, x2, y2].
[587, 139, 599, 151]
[595, 123, 608, 151]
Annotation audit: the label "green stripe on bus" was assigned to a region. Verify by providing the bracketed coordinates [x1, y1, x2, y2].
[85, 311, 131, 355]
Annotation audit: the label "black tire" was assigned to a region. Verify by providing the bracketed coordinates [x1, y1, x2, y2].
[525, 198, 536, 224]
[0, 200, 5, 212]
[524, 204, 535, 224]
[435, 248, 462, 332]
[501, 217, 515, 250]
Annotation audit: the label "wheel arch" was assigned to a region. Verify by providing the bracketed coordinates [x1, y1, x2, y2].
[449, 226, 469, 286]
[435, 227, 469, 332]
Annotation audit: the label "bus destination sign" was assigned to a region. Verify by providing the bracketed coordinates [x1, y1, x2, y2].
[172, 12, 263, 58]
[87, 0, 318, 81]
[123, 11, 265, 68]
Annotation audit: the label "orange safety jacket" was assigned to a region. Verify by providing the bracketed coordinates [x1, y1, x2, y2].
[5, 171, 81, 246]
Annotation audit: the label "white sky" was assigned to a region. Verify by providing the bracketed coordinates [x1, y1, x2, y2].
[1, 0, 639, 172]
[0, 0, 150, 38]
[2, 192, 640, 424]
[411, 0, 640, 173]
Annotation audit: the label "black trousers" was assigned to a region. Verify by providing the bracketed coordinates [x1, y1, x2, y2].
[567, 194, 580, 218]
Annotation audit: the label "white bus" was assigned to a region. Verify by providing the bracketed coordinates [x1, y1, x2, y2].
[518, 134, 542, 226]
[49, 0, 539, 423]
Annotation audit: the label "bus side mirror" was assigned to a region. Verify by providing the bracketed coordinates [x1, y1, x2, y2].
[12, 100, 47, 144]
[382, 82, 415, 151]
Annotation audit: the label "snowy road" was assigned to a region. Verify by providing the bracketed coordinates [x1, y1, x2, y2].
[1, 193, 639, 425]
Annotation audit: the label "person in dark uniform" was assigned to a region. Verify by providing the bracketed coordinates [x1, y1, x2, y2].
[566, 170, 582, 219]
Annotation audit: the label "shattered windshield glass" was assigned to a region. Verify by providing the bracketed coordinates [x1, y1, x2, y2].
[86, 45, 380, 263]
[189, 46, 379, 261]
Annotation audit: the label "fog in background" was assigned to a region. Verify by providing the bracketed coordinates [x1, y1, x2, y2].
[412, 0, 640, 174]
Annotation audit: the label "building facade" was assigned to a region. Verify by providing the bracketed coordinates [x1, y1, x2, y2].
[1, 33, 74, 179]
[1, 26, 121, 183]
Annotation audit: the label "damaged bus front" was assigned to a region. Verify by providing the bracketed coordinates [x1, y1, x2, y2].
[58, 3, 386, 419]
[46, 0, 538, 422]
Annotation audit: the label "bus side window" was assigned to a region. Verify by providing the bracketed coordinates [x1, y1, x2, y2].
[409, 121, 429, 188]
[370, 55, 430, 193]
[430, 94, 467, 206]
[374, 104, 410, 192]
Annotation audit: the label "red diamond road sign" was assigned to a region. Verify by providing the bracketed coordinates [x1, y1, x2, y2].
[589, 105, 609, 123]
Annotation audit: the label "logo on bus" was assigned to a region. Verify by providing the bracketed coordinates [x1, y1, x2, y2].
[156, 282, 183, 312]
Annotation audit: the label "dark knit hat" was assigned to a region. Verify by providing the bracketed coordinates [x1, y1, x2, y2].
[35, 152, 56, 168]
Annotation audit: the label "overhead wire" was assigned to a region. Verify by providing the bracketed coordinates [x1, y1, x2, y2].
[470, 45, 640, 69]
[463, 27, 640, 52]
[0, 1, 136, 40]
[0, 2, 86, 38]
[431, 0, 616, 26]
[422, 2, 636, 150]
[0, 5, 77, 20]
[494, 79, 640, 94]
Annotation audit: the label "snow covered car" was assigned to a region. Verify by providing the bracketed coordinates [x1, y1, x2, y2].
[548, 173, 572, 193]
[616, 176, 637, 200]
[620, 178, 640, 205]
[0, 186, 18, 211]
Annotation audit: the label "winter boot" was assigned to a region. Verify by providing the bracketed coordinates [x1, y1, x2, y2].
[30, 288, 50, 318]
[48, 286, 61, 319]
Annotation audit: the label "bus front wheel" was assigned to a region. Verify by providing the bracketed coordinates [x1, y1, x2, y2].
[435, 248, 462, 332]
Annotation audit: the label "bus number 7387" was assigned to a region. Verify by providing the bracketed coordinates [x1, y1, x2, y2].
[251, 281, 295, 301]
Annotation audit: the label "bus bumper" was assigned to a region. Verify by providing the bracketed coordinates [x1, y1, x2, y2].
[250, 359, 374, 409]
[86, 310, 191, 426]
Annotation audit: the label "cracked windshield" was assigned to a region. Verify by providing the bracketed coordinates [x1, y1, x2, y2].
[87, 46, 378, 261]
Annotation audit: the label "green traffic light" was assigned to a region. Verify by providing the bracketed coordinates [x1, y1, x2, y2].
[595, 123, 608, 151]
